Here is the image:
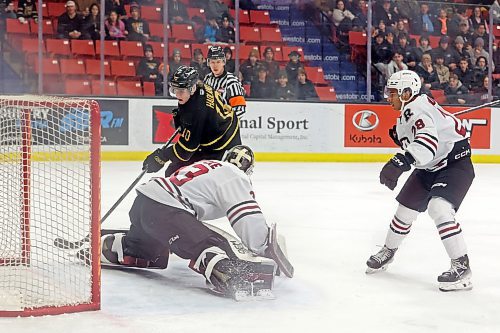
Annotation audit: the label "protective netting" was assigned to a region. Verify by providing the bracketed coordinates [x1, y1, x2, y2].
[0, 95, 99, 313]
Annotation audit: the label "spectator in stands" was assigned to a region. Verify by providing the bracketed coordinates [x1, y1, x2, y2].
[472, 56, 488, 89]
[17, 0, 37, 23]
[240, 49, 261, 84]
[216, 13, 234, 43]
[471, 75, 491, 104]
[224, 47, 235, 74]
[375, 0, 397, 27]
[434, 54, 450, 88]
[468, 6, 489, 34]
[57, 1, 84, 39]
[169, 48, 183, 74]
[125, 4, 150, 42]
[250, 66, 274, 99]
[468, 38, 492, 70]
[416, 53, 439, 90]
[190, 48, 210, 79]
[394, 0, 419, 22]
[261, 47, 280, 82]
[396, 33, 416, 70]
[105, 0, 126, 17]
[435, 8, 450, 36]
[445, 73, 469, 105]
[295, 68, 318, 101]
[105, 9, 127, 40]
[448, 7, 469, 39]
[332, 0, 354, 27]
[457, 20, 474, 49]
[454, 57, 474, 90]
[452, 36, 470, 69]
[192, 16, 206, 43]
[412, 35, 431, 65]
[372, 31, 392, 78]
[394, 18, 409, 40]
[375, 19, 387, 36]
[168, 0, 189, 24]
[431, 36, 456, 68]
[204, 17, 219, 43]
[206, 0, 230, 22]
[82, 3, 100, 40]
[419, 75, 433, 97]
[136, 44, 163, 96]
[274, 70, 296, 100]
[494, 41, 500, 74]
[76, 0, 94, 16]
[386, 51, 408, 78]
[4, 2, 17, 19]
[411, 2, 434, 35]
[351, 0, 367, 30]
[285, 50, 304, 85]
[471, 24, 489, 51]
[492, 0, 500, 25]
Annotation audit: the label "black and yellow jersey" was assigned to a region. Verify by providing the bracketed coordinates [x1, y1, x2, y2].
[165, 83, 241, 163]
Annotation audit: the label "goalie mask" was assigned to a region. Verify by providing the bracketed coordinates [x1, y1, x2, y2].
[222, 145, 255, 176]
[384, 70, 421, 105]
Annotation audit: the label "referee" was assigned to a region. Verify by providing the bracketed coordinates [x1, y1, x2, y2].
[204, 46, 247, 118]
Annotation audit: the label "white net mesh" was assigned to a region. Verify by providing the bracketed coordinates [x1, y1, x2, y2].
[0, 95, 99, 313]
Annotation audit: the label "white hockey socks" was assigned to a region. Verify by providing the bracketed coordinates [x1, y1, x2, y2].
[428, 197, 467, 259]
[384, 204, 419, 250]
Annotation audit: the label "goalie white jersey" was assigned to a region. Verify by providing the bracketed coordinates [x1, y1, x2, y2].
[136, 160, 269, 255]
[396, 94, 467, 171]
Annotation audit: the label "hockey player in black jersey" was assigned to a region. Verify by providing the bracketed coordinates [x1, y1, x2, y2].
[366, 70, 474, 292]
[143, 65, 242, 176]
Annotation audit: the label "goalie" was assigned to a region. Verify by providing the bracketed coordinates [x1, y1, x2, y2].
[99, 145, 293, 300]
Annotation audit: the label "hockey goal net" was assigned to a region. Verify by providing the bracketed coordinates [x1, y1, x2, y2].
[0, 95, 100, 316]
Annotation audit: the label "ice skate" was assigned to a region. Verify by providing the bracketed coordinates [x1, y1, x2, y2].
[366, 246, 397, 274]
[438, 255, 472, 292]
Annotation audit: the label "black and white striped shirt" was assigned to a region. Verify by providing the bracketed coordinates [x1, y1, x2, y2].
[204, 71, 247, 118]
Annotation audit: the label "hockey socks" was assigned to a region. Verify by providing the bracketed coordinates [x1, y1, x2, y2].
[384, 205, 418, 250]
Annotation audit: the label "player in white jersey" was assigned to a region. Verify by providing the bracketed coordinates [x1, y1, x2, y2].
[366, 70, 474, 292]
[101, 145, 293, 299]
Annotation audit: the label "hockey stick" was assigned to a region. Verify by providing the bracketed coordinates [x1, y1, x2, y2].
[452, 99, 500, 117]
[53, 128, 180, 250]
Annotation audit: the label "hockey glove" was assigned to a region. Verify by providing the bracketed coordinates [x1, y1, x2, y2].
[389, 125, 402, 147]
[143, 148, 168, 173]
[379, 152, 415, 190]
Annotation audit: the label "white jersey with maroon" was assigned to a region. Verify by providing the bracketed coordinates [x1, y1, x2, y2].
[136, 160, 268, 255]
[396, 94, 467, 171]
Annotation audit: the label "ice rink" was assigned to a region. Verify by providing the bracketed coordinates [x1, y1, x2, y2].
[4, 161, 500, 333]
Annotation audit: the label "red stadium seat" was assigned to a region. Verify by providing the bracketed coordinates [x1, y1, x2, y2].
[110, 60, 136, 77]
[250, 10, 271, 25]
[304, 67, 328, 85]
[143, 81, 156, 96]
[169, 43, 191, 59]
[60, 59, 86, 75]
[348, 31, 367, 45]
[141, 6, 162, 22]
[91, 80, 117, 95]
[40, 3, 48, 18]
[148, 41, 165, 58]
[431, 89, 446, 104]
[230, 44, 260, 60]
[47, 2, 66, 17]
[282, 46, 304, 59]
[149, 22, 168, 39]
[46, 38, 71, 56]
[428, 36, 440, 48]
[65, 79, 92, 95]
[6, 18, 30, 34]
[239, 26, 261, 43]
[22, 38, 44, 54]
[95, 40, 120, 57]
[71, 39, 95, 57]
[171, 24, 195, 41]
[315, 86, 337, 101]
[120, 40, 145, 58]
[29, 19, 54, 35]
[229, 9, 250, 24]
[117, 80, 143, 96]
[34, 58, 60, 75]
[260, 27, 283, 44]
[85, 59, 111, 76]
[494, 25, 500, 37]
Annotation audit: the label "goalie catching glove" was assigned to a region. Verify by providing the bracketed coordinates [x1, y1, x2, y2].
[143, 147, 169, 173]
[380, 152, 415, 190]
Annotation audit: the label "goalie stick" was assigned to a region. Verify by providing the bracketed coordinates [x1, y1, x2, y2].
[53, 129, 180, 250]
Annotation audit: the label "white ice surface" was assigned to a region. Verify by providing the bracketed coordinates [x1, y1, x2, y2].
[3, 161, 500, 333]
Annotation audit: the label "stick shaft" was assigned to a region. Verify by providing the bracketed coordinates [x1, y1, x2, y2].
[452, 100, 500, 117]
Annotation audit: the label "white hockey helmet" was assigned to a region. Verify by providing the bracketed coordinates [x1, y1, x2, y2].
[222, 145, 255, 176]
[384, 70, 421, 100]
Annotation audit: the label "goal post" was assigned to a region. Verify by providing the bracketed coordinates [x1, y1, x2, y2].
[0, 95, 101, 317]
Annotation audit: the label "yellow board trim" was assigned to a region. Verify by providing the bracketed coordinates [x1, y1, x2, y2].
[98, 152, 500, 164]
